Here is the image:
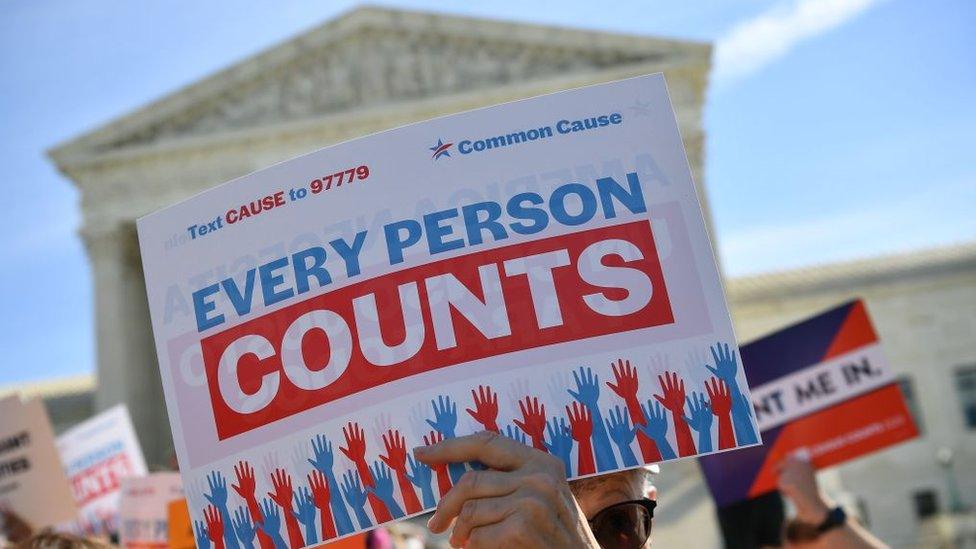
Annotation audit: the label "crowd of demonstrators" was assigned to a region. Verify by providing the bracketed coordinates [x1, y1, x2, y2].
[2, 430, 889, 548]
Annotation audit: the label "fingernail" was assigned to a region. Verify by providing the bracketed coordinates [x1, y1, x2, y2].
[427, 515, 441, 532]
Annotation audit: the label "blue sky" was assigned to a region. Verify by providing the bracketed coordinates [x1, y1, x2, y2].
[1, 0, 973, 385]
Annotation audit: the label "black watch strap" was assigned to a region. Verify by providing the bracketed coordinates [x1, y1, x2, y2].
[816, 506, 846, 533]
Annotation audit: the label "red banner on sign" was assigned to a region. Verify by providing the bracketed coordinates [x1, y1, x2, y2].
[201, 220, 674, 439]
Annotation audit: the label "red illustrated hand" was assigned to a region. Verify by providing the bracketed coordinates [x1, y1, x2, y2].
[232, 460, 256, 501]
[340, 422, 367, 464]
[653, 371, 687, 411]
[380, 429, 408, 473]
[607, 359, 639, 401]
[424, 430, 452, 497]
[514, 396, 548, 451]
[269, 468, 305, 548]
[566, 402, 594, 475]
[233, 461, 272, 549]
[655, 371, 696, 456]
[706, 377, 736, 450]
[308, 471, 336, 540]
[204, 505, 225, 549]
[465, 385, 499, 432]
[268, 468, 295, 511]
[382, 429, 422, 514]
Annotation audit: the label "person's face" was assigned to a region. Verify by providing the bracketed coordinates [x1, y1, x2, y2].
[571, 470, 657, 548]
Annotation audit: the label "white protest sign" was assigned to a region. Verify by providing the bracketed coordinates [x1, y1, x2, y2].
[119, 473, 184, 549]
[749, 342, 895, 431]
[0, 396, 77, 528]
[57, 404, 148, 536]
[138, 74, 759, 546]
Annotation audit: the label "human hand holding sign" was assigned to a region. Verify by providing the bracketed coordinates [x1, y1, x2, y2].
[417, 431, 600, 549]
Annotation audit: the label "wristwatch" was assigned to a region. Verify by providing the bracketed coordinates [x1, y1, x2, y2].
[816, 506, 847, 533]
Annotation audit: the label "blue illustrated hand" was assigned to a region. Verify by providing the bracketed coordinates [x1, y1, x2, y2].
[637, 400, 676, 460]
[308, 434, 354, 536]
[205, 471, 240, 549]
[406, 454, 436, 508]
[427, 395, 458, 438]
[544, 417, 574, 477]
[605, 405, 638, 466]
[293, 486, 319, 545]
[231, 506, 256, 549]
[568, 366, 617, 471]
[194, 521, 211, 549]
[256, 498, 288, 549]
[308, 434, 334, 473]
[684, 391, 713, 453]
[367, 461, 405, 518]
[428, 395, 465, 482]
[707, 343, 758, 445]
[340, 470, 373, 529]
[503, 424, 527, 445]
[204, 471, 228, 508]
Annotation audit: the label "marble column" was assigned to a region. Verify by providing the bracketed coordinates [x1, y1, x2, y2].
[83, 223, 173, 467]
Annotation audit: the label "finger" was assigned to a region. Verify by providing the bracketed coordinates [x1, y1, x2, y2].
[448, 494, 517, 546]
[653, 394, 667, 407]
[429, 470, 522, 533]
[415, 431, 533, 471]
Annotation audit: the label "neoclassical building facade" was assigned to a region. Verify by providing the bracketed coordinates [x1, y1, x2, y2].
[42, 7, 975, 547]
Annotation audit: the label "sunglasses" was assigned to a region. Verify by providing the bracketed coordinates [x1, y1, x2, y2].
[588, 498, 657, 549]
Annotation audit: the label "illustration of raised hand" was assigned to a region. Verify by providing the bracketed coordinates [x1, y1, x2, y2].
[406, 454, 436, 508]
[544, 417, 574, 477]
[423, 430, 452, 497]
[308, 435, 334, 474]
[267, 468, 304, 548]
[685, 391, 713, 453]
[568, 366, 617, 471]
[427, 395, 458, 438]
[232, 461, 273, 549]
[339, 422, 367, 465]
[503, 423, 527, 445]
[204, 505, 225, 549]
[379, 429, 421, 514]
[637, 400, 676, 460]
[340, 471, 372, 530]
[367, 461, 405, 518]
[231, 506, 257, 549]
[340, 422, 391, 523]
[194, 520, 212, 549]
[566, 401, 595, 475]
[653, 371, 695, 456]
[607, 359, 639, 401]
[427, 396, 465, 483]
[706, 377, 737, 450]
[465, 385, 500, 432]
[256, 499, 288, 549]
[307, 471, 336, 541]
[514, 396, 548, 451]
[707, 342, 758, 445]
[307, 434, 353, 536]
[205, 471, 240, 549]
[605, 405, 638, 466]
[292, 487, 318, 545]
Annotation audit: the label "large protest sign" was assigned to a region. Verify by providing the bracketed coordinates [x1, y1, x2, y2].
[137, 73, 759, 545]
[700, 299, 919, 506]
[57, 404, 148, 536]
[119, 473, 184, 548]
[0, 396, 77, 528]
